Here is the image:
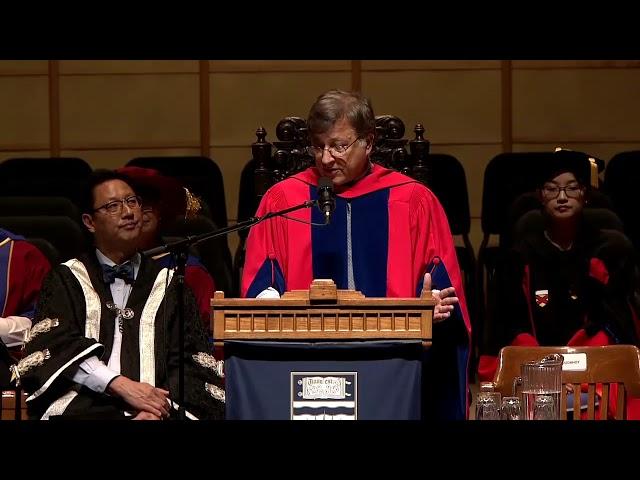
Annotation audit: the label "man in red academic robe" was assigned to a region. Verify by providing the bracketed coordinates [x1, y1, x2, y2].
[242, 90, 471, 420]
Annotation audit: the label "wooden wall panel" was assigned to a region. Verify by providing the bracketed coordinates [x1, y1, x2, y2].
[59, 74, 200, 146]
[362, 70, 502, 144]
[362, 60, 500, 70]
[513, 60, 640, 69]
[209, 60, 350, 72]
[0, 77, 49, 147]
[59, 61, 199, 74]
[512, 142, 640, 165]
[0, 61, 48, 75]
[512, 69, 640, 142]
[0, 150, 50, 162]
[210, 72, 351, 145]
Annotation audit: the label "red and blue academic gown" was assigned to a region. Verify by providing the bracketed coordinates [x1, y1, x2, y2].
[0, 228, 51, 320]
[478, 223, 640, 418]
[242, 164, 471, 419]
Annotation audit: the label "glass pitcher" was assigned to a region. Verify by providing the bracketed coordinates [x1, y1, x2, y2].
[513, 354, 563, 420]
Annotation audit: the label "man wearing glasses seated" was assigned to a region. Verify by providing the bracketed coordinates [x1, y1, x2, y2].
[242, 89, 471, 420]
[17, 170, 224, 420]
[479, 149, 640, 418]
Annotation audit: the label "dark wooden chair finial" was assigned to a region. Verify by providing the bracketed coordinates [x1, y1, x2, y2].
[409, 122, 431, 185]
[253, 127, 273, 198]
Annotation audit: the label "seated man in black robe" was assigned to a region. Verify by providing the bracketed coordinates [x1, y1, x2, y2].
[15, 170, 224, 420]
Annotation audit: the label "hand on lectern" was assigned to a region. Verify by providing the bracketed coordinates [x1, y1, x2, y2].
[423, 272, 458, 323]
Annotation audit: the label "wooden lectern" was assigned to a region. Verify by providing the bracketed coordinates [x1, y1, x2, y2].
[212, 279, 435, 420]
[211, 279, 435, 347]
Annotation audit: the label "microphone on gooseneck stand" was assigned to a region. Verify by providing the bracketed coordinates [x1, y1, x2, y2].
[317, 177, 336, 224]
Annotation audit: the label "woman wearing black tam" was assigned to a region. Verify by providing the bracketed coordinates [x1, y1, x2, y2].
[479, 148, 640, 418]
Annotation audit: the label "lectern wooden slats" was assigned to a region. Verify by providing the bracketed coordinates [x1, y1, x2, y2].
[211, 279, 434, 347]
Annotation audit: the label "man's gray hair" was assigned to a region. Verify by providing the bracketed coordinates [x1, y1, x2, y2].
[307, 89, 376, 140]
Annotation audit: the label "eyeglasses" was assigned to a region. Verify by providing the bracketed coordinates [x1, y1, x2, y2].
[306, 137, 362, 158]
[93, 195, 142, 215]
[541, 184, 583, 199]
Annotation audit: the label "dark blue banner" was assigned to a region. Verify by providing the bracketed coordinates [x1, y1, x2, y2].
[224, 340, 424, 420]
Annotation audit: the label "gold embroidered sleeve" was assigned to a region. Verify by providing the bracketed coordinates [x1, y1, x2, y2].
[192, 352, 225, 378]
[10, 349, 51, 387]
[205, 382, 225, 403]
[25, 318, 60, 343]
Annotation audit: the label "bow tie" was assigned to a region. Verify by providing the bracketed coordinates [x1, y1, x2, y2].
[101, 262, 134, 285]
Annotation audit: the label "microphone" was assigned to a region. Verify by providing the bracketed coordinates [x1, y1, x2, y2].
[317, 177, 335, 224]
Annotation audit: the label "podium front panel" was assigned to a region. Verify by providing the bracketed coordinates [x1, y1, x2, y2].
[225, 340, 423, 420]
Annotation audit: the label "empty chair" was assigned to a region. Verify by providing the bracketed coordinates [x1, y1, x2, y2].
[0, 196, 80, 222]
[604, 151, 640, 251]
[0, 157, 92, 207]
[493, 345, 640, 420]
[0, 157, 91, 179]
[0, 216, 88, 262]
[479, 152, 558, 310]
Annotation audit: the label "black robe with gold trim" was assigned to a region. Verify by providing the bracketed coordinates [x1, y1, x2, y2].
[21, 252, 224, 420]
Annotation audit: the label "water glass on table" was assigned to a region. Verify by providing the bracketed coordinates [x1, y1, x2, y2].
[476, 391, 501, 420]
[500, 396, 522, 420]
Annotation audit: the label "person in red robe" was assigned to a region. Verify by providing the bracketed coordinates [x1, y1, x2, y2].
[242, 89, 471, 420]
[0, 228, 51, 388]
[0, 228, 51, 348]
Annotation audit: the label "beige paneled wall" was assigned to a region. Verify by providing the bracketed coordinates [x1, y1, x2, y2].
[0, 150, 50, 162]
[0, 60, 48, 75]
[60, 74, 201, 147]
[0, 76, 50, 149]
[362, 70, 502, 143]
[58, 60, 200, 74]
[210, 71, 351, 145]
[1, 59, 639, 260]
[512, 68, 640, 142]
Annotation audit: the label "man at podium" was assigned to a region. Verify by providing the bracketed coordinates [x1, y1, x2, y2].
[241, 89, 471, 420]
